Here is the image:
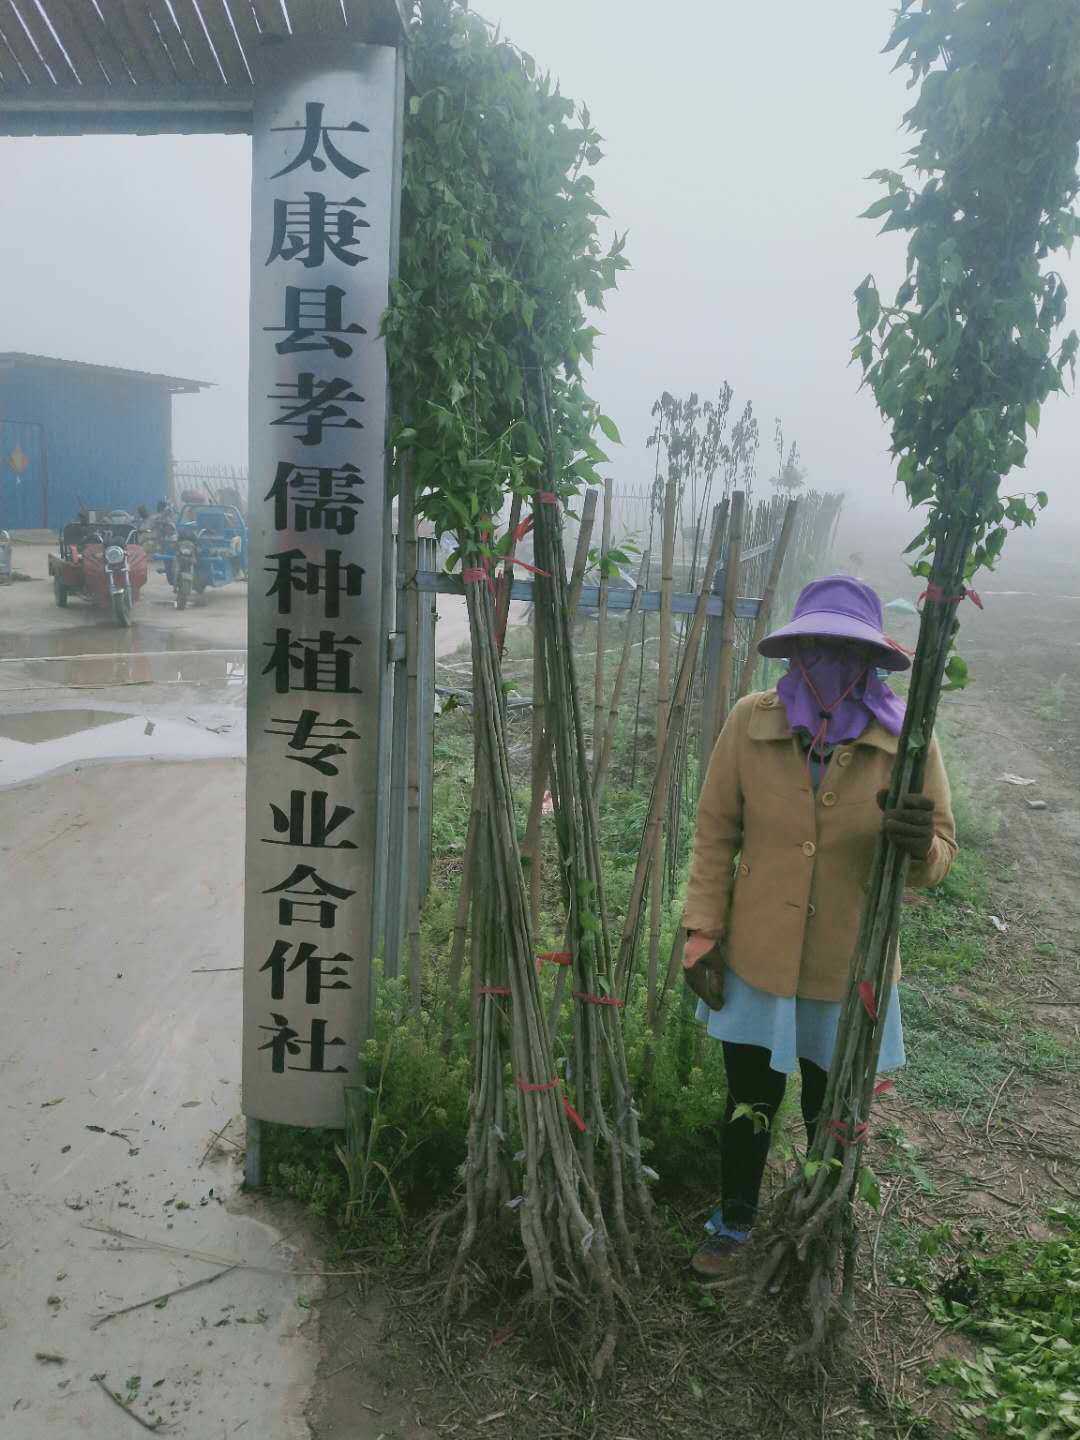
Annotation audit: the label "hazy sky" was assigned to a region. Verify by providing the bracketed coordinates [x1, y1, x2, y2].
[2, 0, 1078, 531]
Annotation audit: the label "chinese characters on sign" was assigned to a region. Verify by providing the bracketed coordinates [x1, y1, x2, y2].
[244, 49, 399, 1129]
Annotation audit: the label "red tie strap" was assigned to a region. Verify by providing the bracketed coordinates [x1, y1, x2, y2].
[919, 583, 984, 610]
[859, 982, 879, 1021]
[874, 1078, 894, 1097]
[509, 557, 551, 578]
[537, 950, 572, 966]
[572, 991, 625, 1008]
[562, 1096, 587, 1132]
[478, 985, 511, 997]
[515, 1076, 589, 1133]
[827, 1118, 869, 1147]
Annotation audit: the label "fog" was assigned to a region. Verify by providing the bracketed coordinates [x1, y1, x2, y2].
[2, 0, 1078, 534]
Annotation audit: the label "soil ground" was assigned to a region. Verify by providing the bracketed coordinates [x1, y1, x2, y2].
[3, 522, 1079, 1439]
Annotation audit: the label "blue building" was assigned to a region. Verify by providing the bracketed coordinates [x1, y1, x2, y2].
[0, 352, 210, 531]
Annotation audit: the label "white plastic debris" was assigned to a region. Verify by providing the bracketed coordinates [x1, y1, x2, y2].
[1027, 799, 1048, 811]
[642, 1166, 660, 1183]
[506, 1196, 524, 1211]
[999, 773, 1038, 787]
[884, 598, 919, 616]
[990, 915, 1008, 934]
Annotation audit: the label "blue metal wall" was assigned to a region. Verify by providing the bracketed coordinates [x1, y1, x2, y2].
[0, 363, 173, 531]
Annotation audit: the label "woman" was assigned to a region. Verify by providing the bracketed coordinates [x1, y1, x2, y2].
[682, 575, 956, 1279]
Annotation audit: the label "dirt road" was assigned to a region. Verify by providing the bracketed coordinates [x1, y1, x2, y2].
[0, 541, 491, 1437]
[0, 550, 322, 1437]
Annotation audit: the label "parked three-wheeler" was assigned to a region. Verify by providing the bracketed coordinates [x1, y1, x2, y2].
[49, 509, 148, 626]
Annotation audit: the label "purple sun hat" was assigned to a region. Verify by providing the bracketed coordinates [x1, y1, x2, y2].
[758, 575, 910, 672]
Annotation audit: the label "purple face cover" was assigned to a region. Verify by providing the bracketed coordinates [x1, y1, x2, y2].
[776, 646, 906, 747]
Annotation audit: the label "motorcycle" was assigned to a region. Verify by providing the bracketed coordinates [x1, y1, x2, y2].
[173, 528, 198, 611]
[103, 536, 135, 626]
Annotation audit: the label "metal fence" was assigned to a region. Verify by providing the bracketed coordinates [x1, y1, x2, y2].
[170, 461, 249, 515]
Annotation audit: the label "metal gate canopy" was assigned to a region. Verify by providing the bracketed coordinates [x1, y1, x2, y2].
[0, 0, 409, 136]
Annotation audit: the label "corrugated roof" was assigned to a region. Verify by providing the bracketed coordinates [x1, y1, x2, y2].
[0, 0, 410, 136]
[0, 351, 212, 393]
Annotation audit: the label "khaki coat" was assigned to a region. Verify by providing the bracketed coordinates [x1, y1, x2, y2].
[682, 689, 957, 1001]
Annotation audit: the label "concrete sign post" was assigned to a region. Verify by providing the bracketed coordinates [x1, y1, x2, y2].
[243, 38, 402, 1132]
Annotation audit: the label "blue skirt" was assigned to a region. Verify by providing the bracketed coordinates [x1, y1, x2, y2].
[695, 969, 906, 1075]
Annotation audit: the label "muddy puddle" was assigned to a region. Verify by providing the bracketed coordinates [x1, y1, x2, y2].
[0, 709, 127, 743]
[0, 708, 243, 788]
[0, 623, 218, 660]
[0, 649, 246, 691]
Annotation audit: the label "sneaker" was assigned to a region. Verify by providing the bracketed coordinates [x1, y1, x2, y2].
[691, 1232, 747, 1279]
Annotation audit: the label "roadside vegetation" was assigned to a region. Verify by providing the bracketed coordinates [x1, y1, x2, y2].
[263, 668, 1080, 1439]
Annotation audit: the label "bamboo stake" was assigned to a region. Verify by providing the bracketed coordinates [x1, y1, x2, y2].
[592, 477, 613, 763]
[615, 511, 726, 992]
[736, 496, 799, 700]
[647, 469, 678, 1026]
[593, 550, 651, 806]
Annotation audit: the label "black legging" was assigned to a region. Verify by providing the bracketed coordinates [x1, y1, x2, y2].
[720, 1041, 828, 1231]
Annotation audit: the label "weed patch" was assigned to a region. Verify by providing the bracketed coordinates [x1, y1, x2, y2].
[929, 1209, 1080, 1439]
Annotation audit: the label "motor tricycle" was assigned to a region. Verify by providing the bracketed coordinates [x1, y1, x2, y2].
[155, 501, 248, 608]
[48, 510, 148, 627]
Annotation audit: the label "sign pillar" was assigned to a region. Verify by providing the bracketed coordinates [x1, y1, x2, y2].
[244, 37, 402, 1131]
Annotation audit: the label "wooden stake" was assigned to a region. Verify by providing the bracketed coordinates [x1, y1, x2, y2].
[593, 477, 613, 763]
[593, 550, 650, 806]
[647, 469, 678, 1025]
[615, 511, 726, 991]
[703, 489, 745, 762]
[404, 462, 423, 1013]
[736, 496, 799, 700]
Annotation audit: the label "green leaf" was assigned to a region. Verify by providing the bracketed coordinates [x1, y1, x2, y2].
[861, 195, 897, 221]
[596, 414, 622, 445]
[943, 654, 970, 691]
[855, 277, 882, 334]
[857, 1166, 882, 1211]
[731, 1102, 770, 1134]
[1025, 400, 1041, 432]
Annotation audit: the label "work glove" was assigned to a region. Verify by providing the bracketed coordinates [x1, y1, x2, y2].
[683, 932, 726, 1011]
[877, 789, 935, 860]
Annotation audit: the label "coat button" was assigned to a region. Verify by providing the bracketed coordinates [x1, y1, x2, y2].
[760, 694, 776, 708]
[738, 862, 750, 876]
[822, 791, 837, 807]
[802, 841, 816, 857]
[837, 751, 853, 767]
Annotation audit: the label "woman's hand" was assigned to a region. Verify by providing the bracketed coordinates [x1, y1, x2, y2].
[877, 789, 935, 860]
[683, 932, 725, 1011]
